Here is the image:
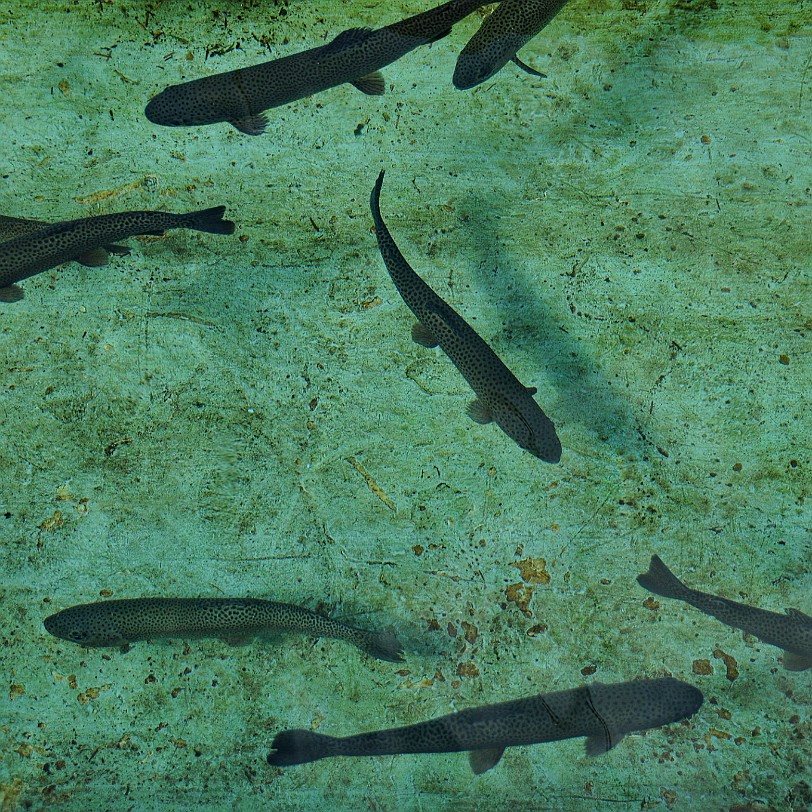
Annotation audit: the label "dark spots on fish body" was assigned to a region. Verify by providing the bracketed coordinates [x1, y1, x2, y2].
[371, 171, 561, 461]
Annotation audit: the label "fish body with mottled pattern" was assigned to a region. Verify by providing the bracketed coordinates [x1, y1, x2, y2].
[44, 597, 403, 662]
[637, 555, 812, 671]
[145, 0, 487, 135]
[267, 677, 703, 770]
[0, 207, 234, 301]
[454, 0, 569, 89]
[370, 170, 560, 462]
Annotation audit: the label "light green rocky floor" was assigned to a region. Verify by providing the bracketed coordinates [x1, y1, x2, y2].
[0, 0, 809, 809]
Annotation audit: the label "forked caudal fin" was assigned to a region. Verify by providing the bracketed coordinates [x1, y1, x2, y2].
[267, 729, 333, 766]
[178, 206, 236, 235]
[636, 555, 692, 601]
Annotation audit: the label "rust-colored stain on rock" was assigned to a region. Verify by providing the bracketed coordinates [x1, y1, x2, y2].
[511, 557, 551, 584]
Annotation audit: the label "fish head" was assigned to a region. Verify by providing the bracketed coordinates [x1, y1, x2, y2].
[491, 394, 561, 463]
[454, 33, 526, 90]
[44, 607, 126, 647]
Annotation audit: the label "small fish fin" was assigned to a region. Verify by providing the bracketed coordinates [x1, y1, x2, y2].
[0, 284, 24, 302]
[785, 608, 812, 623]
[229, 114, 269, 136]
[468, 747, 504, 774]
[75, 247, 110, 267]
[267, 729, 333, 766]
[466, 399, 492, 425]
[427, 28, 451, 45]
[584, 731, 625, 756]
[351, 71, 385, 96]
[180, 206, 236, 235]
[411, 321, 439, 348]
[219, 634, 254, 646]
[104, 243, 132, 257]
[357, 629, 404, 662]
[117, 643, 133, 654]
[636, 554, 690, 600]
[322, 27, 373, 56]
[782, 651, 812, 671]
[526, 385, 538, 395]
[512, 56, 547, 79]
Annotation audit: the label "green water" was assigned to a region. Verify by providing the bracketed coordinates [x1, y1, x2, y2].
[1, 0, 809, 809]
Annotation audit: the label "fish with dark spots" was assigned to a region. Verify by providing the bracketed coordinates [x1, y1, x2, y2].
[637, 554, 812, 671]
[145, 0, 488, 135]
[0, 206, 234, 301]
[44, 597, 404, 662]
[0, 214, 130, 265]
[267, 677, 703, 771]
[453, 0, 569, 90]
[370, 170, 561, 462]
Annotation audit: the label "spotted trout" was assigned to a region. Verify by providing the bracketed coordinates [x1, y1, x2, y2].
[370, 170, 561, 462]
[638, 555, 812, 671]
[267, 677, 703, 771]
[453, 0, 569, 89]
[0, 206, 234, 301]
[44, 597, 403, 662]
[145, 0, 488, 135]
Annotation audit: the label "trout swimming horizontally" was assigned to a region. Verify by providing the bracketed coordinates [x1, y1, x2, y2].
[267, 677, 703, 771]
[44, 597, 403, 662]
[145, 0, 488, 135]
[637, 555, 812, 671]
[370, 170, 561, 462]
[0, 206, 234, 301]
[453, 0, 569, 89]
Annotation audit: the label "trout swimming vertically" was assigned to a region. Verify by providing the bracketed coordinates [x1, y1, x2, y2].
[44, 597, 404, 662]
[370, 170, 561, 462]
[453, 0, 569, 89]
[145, 0, 488, 135]
[267, 677, 703, 771]
[637, 555, 812, 671]
[0, 206, 235, 301]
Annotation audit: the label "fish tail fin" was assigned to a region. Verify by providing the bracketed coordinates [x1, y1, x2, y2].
[267, 729, 334, 766]
[179, 206, 235, 235]
[637, 555, 692, 600]
[355, 628, 404, 662]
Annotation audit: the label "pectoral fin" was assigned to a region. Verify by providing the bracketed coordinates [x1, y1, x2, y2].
[468, 747, 505, 774]
[219, 634, 254, 646]
[512, 56, 547, 79]
[466, 399, 492, 424]
[76, 247, 111, 267]
[351, 71, 385, 96]
[585, 731, 625, 755]
[411, 322, 439, 348]
[229, 114, 269, 136]
[0, 284, 24, 302]
[782, 651, 812, 671]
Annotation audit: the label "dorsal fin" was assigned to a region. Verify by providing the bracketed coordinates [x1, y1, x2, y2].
[321, 27, 373, 56]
